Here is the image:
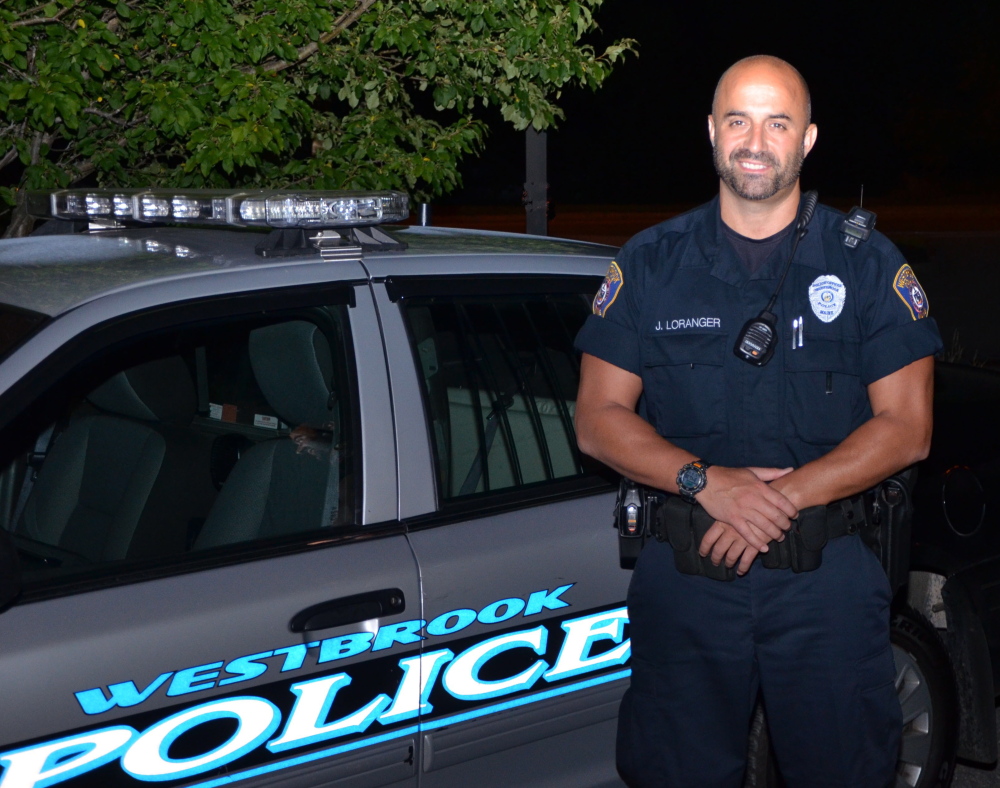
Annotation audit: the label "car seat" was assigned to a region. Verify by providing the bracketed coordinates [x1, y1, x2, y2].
[194, 320, 342, 549]
[16, 355, 215, 562]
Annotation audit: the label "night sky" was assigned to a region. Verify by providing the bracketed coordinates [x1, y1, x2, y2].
[444, 2, 1000, 207]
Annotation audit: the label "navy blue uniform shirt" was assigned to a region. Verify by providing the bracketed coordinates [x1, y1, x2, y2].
[575, 196, 944, 470]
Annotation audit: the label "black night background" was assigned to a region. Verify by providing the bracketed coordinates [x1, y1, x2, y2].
[434, 2, 1000, 372]
[444, 2, 1000, 211]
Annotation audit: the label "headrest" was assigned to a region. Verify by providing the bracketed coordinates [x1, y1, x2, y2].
[249, 321, 335, 428]
[88, 356, 197, 423]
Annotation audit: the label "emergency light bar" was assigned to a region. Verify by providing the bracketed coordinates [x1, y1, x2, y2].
[27, 189, 410, 228]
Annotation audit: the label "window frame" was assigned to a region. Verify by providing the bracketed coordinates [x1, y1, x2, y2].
[0, 281, 389, 604]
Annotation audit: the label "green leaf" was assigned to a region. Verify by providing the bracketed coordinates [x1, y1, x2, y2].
[0, 0, 634, 222]
[93, 49, 115, 72]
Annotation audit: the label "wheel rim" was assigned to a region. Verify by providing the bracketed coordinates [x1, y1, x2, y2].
[893, 643, 933, 788]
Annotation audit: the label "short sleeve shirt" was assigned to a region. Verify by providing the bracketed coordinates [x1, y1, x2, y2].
[575, 197, 943, 469]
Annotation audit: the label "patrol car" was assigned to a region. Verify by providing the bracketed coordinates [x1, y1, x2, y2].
[0, 189, 968, 788]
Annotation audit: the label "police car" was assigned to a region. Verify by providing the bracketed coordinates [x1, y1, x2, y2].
[0, 189, 963, 788]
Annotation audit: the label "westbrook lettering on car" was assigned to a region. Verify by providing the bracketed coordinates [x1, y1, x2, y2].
[0, 593, 630, 788]
[74, 585, 575, 716]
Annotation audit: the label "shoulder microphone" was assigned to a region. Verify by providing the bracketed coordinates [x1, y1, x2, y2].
[733, 191, 818, 367]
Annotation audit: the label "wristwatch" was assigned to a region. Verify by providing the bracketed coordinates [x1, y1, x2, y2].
[676, 460, 712, 503]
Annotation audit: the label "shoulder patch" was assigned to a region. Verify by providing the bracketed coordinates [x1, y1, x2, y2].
[893, 264, 930, 320]
[593, 261, 624, 317]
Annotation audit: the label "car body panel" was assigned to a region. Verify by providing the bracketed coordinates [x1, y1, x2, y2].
[0, 268, 420, 786]
[405, 496, 628, 785]
[0, 218, 631, 788]
[369, 283, 436, 521]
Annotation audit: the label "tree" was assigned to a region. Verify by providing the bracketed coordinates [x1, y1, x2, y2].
[0, 0, 634, 235]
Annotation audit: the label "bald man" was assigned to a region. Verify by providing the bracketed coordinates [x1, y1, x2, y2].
[575, 56, 942, 786]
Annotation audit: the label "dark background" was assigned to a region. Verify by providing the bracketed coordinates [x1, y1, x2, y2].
[442, 2, 1000, 208]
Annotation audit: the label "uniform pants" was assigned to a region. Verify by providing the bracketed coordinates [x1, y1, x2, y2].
[617, 533, 901, 787]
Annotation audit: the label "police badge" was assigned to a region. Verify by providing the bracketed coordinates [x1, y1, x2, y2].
[808, 275, 846, 323]
[893, 264, 930, 320]
[593, 261, 624, 317]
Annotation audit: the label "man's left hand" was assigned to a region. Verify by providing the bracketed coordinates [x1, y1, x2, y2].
[698, 521, 760, 576]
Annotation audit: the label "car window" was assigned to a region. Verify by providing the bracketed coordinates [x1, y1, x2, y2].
[1, 303, 357, 588]
[0, 304, 47, 361]
[403, 293, 592, 500]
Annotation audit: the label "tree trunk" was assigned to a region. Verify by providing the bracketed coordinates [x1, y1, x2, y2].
[3, 193, 33, 239]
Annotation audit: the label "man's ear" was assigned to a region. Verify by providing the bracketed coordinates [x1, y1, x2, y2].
[708, 114, 716, 148]
[802, 123, 818, 158]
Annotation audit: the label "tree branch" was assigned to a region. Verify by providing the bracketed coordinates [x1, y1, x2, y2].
[28, 130, 43, 164]
[3, 131, 47, 239]
[70, 160, 96, 181]
[0, 145, 18, 172]
[258, 0, 377, 74]
[16, 1, 52, 18]
[82, 107, 128, 126]
[12, 1, 82, 28]
[0, 60, 34, 83]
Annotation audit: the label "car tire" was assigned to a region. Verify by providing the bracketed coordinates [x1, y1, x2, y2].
[891, 607, 959, 787]
[743, 607, 958, 788]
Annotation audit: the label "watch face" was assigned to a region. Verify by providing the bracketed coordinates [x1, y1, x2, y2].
[679, 466, 704, 492]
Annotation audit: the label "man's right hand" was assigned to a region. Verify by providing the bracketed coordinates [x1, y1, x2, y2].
[695, 466, 797, 552]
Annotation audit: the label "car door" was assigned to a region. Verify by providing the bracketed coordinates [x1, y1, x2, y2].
[376, 271, 631, 788]
[0, 275, 423, 788]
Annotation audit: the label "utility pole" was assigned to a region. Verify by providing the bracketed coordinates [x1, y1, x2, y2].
[524, 126, 547, 236]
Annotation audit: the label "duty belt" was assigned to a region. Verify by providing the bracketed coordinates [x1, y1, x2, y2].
[652, 493, 868, 581]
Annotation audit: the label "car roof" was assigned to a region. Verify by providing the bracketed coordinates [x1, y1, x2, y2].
[0, 224, 617, 317]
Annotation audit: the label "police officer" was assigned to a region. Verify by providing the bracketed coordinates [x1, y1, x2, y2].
[574, 55, 943, 787]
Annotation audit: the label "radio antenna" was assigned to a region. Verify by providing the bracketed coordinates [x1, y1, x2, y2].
[860, 184, 864, 209]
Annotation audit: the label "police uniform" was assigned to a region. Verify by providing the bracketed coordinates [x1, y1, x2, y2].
[575, 196, 943, 787]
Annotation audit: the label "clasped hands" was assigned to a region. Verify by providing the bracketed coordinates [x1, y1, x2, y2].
[694, 466, 797, 576]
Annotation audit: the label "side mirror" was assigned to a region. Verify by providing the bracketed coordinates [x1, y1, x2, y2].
[0, 527, 22, 612]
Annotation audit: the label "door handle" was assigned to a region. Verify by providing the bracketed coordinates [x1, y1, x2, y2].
[289, 588, 405, 633]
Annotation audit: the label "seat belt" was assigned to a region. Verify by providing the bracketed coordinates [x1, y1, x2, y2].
[10, 423, 56, 529]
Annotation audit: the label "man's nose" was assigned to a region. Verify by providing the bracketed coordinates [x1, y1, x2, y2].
[746, 122, 766, 152]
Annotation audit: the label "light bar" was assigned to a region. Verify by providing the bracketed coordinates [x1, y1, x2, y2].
[27, 189, 410, 228]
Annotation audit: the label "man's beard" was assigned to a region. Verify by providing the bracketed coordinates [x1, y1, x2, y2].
[714, 145, 804, 201]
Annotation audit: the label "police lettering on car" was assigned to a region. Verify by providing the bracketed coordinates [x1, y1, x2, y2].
[1, 588, 632, 788]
